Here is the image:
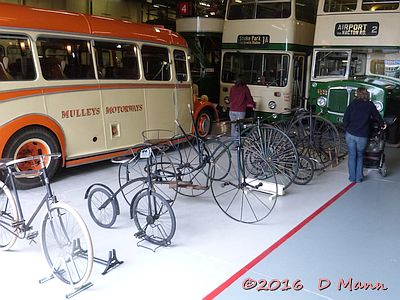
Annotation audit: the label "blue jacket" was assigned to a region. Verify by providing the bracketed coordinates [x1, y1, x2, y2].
[343, 99, 384, 137]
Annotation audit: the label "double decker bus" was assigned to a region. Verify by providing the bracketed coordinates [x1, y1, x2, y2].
[309, 0, 400, 143]
[176, 1, 226, 134]
[219, 0, 317, 117]
[0, 3, 214, 189]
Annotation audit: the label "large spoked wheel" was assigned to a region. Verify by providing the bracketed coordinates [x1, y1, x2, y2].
[287, 115, 340, 170]
[131, 190, 176, 246]
[87, 187, 118, 228]
[118, 147, 178, 206]
[3, 127, 61, 190]
[244, 125, 298, 190]
[195, 109, 213, 138]
[0, 181, 19, 250]
[169, 136, 210, 197]
[41, 202, 93, 287]
[211, 147, 278, 224]
[293, 155, 314, 185]
[205, 139, 232, 181]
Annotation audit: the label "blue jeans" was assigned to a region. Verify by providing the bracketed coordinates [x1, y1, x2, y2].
[229, 111, 246, 142]
[345, 132, 368, 182]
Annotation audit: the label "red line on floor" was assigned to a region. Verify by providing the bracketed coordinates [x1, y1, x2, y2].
[203, 182, 356, 300]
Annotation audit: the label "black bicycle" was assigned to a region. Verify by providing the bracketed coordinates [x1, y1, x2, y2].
[0, 154, 93, 288]
[273, 107, 340, 171]
[86, 144, 176, 246]
[211, 118, 279, 223]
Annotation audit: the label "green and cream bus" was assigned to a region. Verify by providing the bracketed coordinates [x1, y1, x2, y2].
[219, 0, 317, 117]
[309, 0, 400, 143]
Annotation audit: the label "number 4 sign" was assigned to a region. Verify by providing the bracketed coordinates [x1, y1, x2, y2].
[179, 2, 189, 16]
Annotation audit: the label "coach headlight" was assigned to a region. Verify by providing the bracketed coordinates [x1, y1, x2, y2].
[268, 101, 277, 109]
[374, 101, 383, 112]
[317, 96, 327, 107]
[224, 96, 230, 104]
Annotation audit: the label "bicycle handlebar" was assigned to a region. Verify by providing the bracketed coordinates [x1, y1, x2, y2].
[5, 153, 61, 168]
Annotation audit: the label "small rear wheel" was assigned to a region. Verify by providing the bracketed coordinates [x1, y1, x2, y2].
[293, 155, 314, 185]
[87, 187, 118, 228]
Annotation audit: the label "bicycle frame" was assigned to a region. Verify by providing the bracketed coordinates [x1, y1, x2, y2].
[1, 157, 57, 238]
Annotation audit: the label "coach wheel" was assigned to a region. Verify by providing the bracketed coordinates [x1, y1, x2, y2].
[196, 109, 213, 138]
[3, 127, 61, 189]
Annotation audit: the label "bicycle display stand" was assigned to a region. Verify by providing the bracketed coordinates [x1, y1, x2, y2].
[39, 242, 123, 298]
[134, 230, 171, 252]
[74, 238, 124, 275]
[81, 249, 124, 275]
[39, 264, 93, 299]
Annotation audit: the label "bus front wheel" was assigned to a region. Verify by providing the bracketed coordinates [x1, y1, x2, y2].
[3, 127, 61, 189]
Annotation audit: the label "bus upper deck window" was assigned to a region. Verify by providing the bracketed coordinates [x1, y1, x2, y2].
[256, 1, 291, 19]
[362, 0, 399, 11]
[324, 0, 357, 12]
[227, 0, 256, 19]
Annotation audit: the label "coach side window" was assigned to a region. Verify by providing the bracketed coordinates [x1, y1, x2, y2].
[173, 50, 188, 82]
[37, 37, 94, 80]
[93, 41, 139, 80]
[142, 45, 171, 81]
[0, 35, 35, 81]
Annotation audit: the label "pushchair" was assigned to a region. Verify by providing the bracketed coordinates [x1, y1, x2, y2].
[363, 122, 387, 177]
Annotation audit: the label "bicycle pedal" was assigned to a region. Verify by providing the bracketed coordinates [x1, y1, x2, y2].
[27, 231, 38, 241]
[134, 231, 146, 239]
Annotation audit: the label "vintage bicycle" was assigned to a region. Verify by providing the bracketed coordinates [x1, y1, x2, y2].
[86, 144, 177, 246]
[211, 118, 279, 223]
[0, 154, 93, 294]
[272, 107, 341, 170]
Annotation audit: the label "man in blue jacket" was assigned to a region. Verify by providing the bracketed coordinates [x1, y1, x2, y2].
[343, 87, 386, 182]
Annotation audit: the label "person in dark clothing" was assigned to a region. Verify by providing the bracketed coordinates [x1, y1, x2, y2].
[343, 87, 386, 182]
[229, 76, 256, 143]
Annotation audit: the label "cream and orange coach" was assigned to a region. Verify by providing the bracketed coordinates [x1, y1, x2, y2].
[0, 3, 216, 188]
